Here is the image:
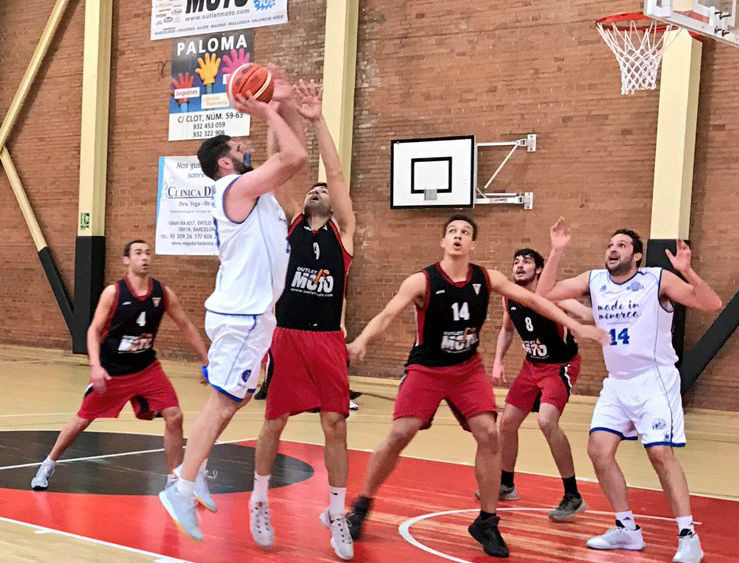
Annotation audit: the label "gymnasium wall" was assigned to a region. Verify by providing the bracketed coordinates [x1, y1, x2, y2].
[0, 0, 736, 410]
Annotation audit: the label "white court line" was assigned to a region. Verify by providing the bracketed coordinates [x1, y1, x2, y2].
[0, 515, 194, 562]
[0, 437, 253, 471]
[399, 508, 703, 563]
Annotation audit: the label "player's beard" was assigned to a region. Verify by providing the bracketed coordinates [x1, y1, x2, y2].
[605, 255, 633, 276]
[231, 157, 249, 175]
[304, 199, 331, 219]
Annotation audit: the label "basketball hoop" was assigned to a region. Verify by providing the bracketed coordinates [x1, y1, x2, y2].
[596, 12, 679, 95]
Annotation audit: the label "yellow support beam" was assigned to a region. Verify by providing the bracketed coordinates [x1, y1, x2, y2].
[0, 148, 46, 251]
[319, 0, 359, 187]
[650, 30, 702, 239]
[77, 0, 113, 237]
[0, 0, 71, 149]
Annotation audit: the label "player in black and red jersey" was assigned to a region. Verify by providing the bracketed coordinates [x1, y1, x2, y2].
[490, 247, 592, 522]
[30, 240, 210, 504]
[345, 215, 607, 558]
[248, 81, 355, 560]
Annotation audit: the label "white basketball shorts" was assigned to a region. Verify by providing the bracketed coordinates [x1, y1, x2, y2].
[204, 310, 276, 401]
[590, 364, 686, 448]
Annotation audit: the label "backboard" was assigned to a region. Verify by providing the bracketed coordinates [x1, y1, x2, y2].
[644, 0, 739, 45]
[390, 136, 475, 208]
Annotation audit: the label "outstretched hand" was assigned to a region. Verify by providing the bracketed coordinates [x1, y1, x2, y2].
[293, 79, 323, 121]
[550, 217, 571, 251]
[665, 239, 692, 275]
[265, 64, 293, 102]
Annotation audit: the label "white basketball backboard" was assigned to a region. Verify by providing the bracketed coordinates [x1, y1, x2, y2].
[390, 136, 475, 208]
[644, 0, 739, 45]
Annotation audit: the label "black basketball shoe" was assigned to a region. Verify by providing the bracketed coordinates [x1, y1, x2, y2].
[346, 496, 372, 540]
[468, 514, 509, 558]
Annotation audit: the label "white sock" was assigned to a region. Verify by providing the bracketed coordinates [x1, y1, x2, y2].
[616, 510, 637, 530]
[166, 473, 177, 487]
[199, 458, 208, 474]
[250, 473, 271, 508]
[44, 456, 56, 466]
[329, 486, 346, 519]
[176, 478, 195, 497]
[676, 515, 694, 534]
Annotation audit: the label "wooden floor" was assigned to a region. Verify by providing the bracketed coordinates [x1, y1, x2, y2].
[0, 344, 736, 562]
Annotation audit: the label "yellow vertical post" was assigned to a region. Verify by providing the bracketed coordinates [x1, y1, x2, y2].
[319, 0, 359, 187]
[650, 30, 702, 240]
[77, 0, 113, 237]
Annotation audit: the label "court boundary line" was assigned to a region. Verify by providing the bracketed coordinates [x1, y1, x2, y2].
[398, 508, 704, 563]
[0, 436, 253, 471]
[0, 515, 194, 563]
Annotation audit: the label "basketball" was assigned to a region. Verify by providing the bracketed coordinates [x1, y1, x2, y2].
[227, 63, 274, 106]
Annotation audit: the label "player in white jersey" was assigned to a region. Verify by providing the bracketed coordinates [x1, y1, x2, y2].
[159, 67, 308, 542]
[538, 219, 722, 563]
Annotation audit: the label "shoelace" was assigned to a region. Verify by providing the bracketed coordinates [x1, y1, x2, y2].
[334, 518, 352, 542]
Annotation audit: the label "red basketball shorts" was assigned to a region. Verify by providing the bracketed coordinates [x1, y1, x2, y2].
[505, 355, 581, 414]
[265, 328, 349, 420]
[393, 354, 497, 432]
[77, 360, 179, 420]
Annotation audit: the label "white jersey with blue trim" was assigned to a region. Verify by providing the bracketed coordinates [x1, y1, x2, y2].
[589, 267, 678, 378]
[204, 174, 290, 315]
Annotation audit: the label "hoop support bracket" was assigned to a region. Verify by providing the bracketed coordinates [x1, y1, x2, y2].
[474, 133, 536, 209]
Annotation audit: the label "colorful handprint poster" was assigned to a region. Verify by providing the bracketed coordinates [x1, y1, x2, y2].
[169, 30, 254, 141]
[151, 0, 288, 41]
[156, 156, 218, 255]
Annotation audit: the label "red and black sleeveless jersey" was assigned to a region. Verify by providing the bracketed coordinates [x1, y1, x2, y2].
[406, 263, 491, 368]
[275, 215, 352, 332]
[506, 298, 577, 364]
[99, 278, 167, 376]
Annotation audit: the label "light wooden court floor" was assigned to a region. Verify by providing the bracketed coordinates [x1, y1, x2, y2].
[0, 344, 736, 562]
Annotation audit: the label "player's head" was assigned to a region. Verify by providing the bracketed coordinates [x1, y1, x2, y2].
[304, 182, 331, 217]
[197, 134, 253, 180]
[512, 248, 544, 285]
[123, 240, 151, 276]
[441, 214, 477, 257]
[606, 228, 643, 274]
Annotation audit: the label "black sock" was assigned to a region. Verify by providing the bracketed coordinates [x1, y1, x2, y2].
[501, 470, 514, 488]
[479, 510, 496, 521]
[562, 475, 579, 496]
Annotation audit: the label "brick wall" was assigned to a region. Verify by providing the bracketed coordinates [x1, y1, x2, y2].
[0, 1, 736, 410]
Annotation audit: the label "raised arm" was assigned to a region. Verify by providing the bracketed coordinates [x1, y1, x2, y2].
[266, 67, 307, 221]
[491, 299, 515, 385]
[347, 272, 427, 362]
[660, 240, 722, 312]
[537, 217, 571, 297]
[164, 286, 209, 366]
[86, 284, 117, 393]
[488, 269, 608, 345]
[294, 80, 355, 252]
[225, 94, 307, 221]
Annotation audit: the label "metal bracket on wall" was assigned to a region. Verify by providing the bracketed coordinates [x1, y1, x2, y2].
[475, 133, 536, 209]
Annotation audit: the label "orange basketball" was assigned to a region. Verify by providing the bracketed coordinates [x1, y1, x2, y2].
[227, 63, 274, 106]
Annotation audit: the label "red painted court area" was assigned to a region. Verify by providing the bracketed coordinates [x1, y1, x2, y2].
[2, 440, 737, 562]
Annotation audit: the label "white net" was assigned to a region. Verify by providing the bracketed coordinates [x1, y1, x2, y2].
[597, 18, 678, 95]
